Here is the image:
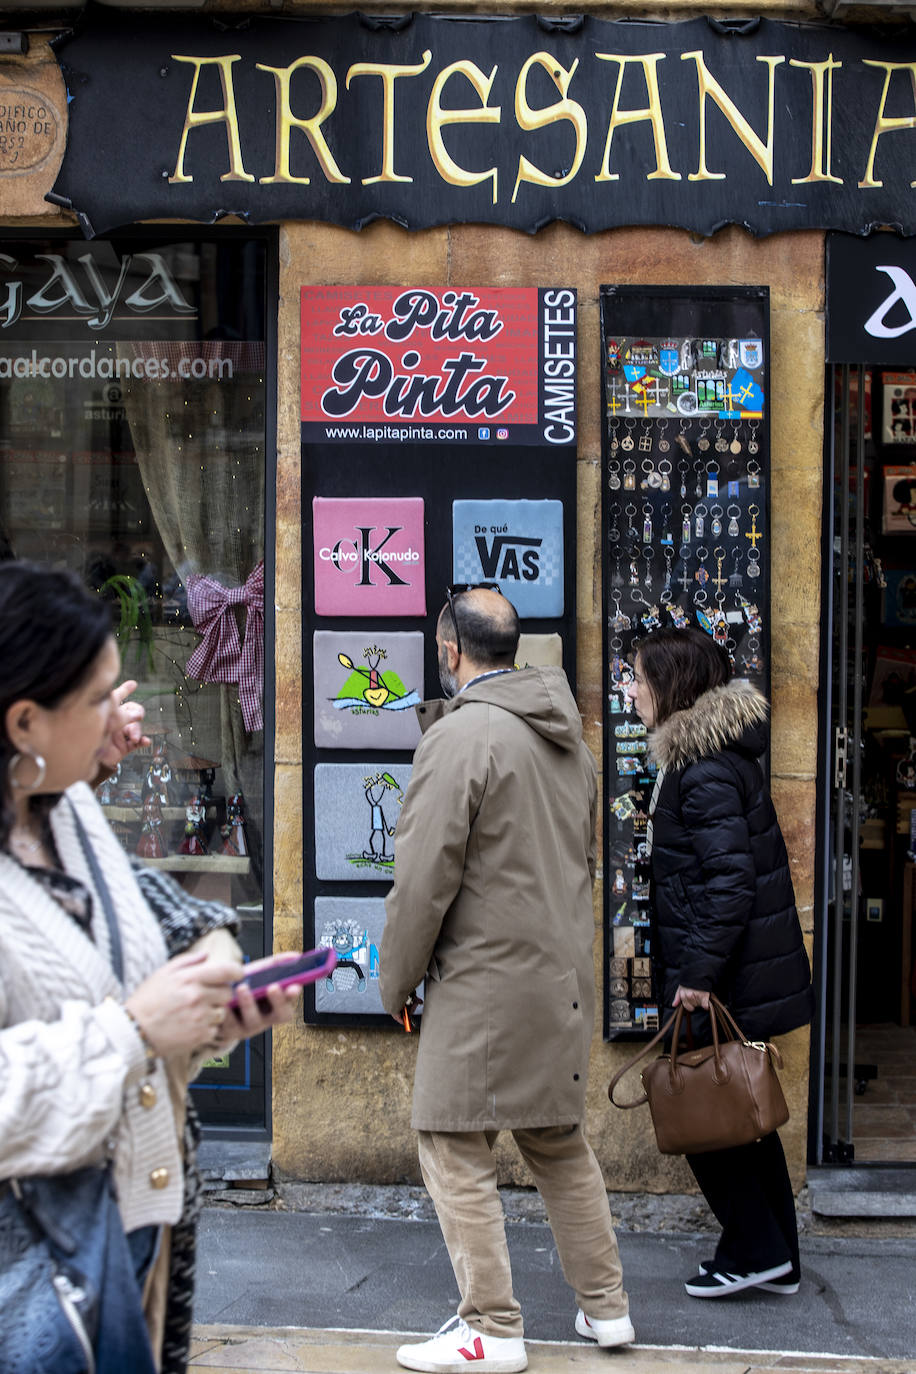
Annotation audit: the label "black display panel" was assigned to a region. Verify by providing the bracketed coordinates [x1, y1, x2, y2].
[599, 286, 770, 1039]
[300, 286, 578, 1025]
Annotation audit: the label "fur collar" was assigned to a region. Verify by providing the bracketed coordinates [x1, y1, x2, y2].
[649, 679, 768, 770]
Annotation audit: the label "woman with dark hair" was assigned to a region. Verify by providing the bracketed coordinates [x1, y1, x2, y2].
[626, 626, 813, 1299]
[0, 561, 298, 1370]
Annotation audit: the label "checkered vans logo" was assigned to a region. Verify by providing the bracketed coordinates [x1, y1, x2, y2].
[454, 532, 560, 586]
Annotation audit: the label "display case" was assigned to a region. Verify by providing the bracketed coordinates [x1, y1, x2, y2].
[599, 286, 771, 1038]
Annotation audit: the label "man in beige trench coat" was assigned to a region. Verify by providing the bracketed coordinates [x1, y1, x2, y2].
[380, 587, 633, 1374]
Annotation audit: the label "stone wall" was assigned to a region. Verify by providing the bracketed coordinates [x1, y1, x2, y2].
[273, 221, 824, 1190]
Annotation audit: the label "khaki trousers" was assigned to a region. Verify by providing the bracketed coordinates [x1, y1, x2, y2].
[417, 1125, 629, 1339]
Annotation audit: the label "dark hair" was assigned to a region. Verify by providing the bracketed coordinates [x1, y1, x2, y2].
[636, 626, 731, 724]
[438, 594, 520, 667]
[0, 562, 113, 845]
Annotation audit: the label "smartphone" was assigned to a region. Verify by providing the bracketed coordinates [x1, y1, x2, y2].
[228, 947, 337, 1012]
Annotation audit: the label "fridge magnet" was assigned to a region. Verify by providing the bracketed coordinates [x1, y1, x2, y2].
[313, 896, 423, 1017]
[516, 633, 563, 667]
[314, 762, 413, 880]
[452, 499, 564, 617]
[312, 497, 426, 616]
[613, 926, 636, 958]
[882, 465, 916, 533]
[738, 338, 764, 370]
[313, 631, 423, 749]
[634, 1005, 660, 1031]
[868, 646, 916, 708]
[882, 373, 916, 444]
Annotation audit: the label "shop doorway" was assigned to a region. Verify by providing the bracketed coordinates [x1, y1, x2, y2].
[815, 360, 916, 1165]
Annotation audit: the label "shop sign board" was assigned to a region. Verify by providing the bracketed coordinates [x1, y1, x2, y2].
[301, 286, 575, 447]
[48, 13, 916, 239]
[827, 235, 916, 366]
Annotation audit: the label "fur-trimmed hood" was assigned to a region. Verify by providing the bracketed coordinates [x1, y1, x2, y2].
[649, 679, 769, 770]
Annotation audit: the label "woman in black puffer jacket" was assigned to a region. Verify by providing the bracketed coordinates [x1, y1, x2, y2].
[627, 627, 813, 1301]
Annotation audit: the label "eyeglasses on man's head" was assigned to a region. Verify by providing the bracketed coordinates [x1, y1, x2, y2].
[444, 582, 502, 658]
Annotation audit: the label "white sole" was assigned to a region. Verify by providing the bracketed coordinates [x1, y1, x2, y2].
[700, 1259, 799, 1296]
[575, 1312, 636, 1347]
[396, 1344, 527, 1373]
[396, 1360, 527, 1373]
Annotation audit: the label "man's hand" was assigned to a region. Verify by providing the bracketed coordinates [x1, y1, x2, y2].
[390, 991, 423, 1029]
[673, 985, 710, 1012]
[98, 680, 151, 775]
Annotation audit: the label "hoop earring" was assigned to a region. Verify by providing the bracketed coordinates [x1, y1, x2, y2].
[8, 752, 47, 791]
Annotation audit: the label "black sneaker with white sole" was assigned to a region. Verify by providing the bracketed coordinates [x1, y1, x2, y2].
[699, 1258, 799, 1295]
[685, 1259, 793, 1297]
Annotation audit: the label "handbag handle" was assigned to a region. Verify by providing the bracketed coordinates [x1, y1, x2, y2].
[608, 1010, 677, 1108]
[668, 996, 731, 1085]
[608, 993, 760, 1109]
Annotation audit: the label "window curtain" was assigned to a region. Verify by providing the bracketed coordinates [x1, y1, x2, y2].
[121, 361, 265, 882]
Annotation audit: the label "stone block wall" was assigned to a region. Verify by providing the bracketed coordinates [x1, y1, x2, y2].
[273, 221, 824, 1190]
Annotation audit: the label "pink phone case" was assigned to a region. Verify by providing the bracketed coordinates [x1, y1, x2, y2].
[227, 948, 337, 1009]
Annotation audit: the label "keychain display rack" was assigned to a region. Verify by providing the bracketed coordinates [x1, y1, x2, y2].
[599, 287, 771, 1039]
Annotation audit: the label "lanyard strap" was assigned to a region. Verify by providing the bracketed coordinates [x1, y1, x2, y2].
[67, 799, 124, 985]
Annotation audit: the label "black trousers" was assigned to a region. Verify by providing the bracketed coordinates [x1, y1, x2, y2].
[685, 1131, 800, 1279]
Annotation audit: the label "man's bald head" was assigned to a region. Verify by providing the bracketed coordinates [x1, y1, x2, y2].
[438, 588, 520, 668]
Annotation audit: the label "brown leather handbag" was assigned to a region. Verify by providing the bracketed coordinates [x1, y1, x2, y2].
[608, 994, 789, 1155]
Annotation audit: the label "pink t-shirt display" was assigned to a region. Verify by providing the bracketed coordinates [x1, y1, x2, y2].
[312, 497, 426, 617]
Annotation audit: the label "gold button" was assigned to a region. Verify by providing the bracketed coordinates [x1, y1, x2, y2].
[149, 1168, 169, 1190]
[139, 1082, 157, 1110]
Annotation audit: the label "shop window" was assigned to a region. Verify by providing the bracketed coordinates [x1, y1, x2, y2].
[820, 364, 916, 1164]
[0, 234, 273, 1129]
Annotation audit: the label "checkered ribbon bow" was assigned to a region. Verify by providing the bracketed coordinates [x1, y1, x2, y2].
[185, 561, 264, 732]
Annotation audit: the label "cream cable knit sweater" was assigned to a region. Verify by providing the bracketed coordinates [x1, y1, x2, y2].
[0, 782, 185, 1232]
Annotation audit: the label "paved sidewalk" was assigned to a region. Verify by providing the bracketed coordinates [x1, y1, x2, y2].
[190, 1206, 916, 1372]
[188, 1326, 916, 1374]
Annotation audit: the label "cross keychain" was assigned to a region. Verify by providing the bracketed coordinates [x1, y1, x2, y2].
[712, 547, 727, 594]
[745, 505, 762, 550]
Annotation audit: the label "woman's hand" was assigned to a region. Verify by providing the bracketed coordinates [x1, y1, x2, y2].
[97, 680, 151, 775]
[673, 985, 710, 1012]
[211, 953, 302, 1048]
[124, 949, 243, 1056]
